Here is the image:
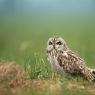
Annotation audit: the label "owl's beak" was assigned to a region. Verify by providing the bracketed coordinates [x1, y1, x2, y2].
[53, 45, 55, 49]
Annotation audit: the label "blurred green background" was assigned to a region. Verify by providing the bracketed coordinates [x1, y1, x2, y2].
[0, 0, 95, 95]
[0, 0, 95, 67]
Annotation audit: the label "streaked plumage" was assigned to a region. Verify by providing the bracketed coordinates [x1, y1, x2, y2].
[46, 36, 95, 81]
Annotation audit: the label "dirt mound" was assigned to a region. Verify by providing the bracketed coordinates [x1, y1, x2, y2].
[0, 61, 29, 88]
[0, 62, 62, 95]
[0, 61, 95, 95]
[67, 82, 85, 90]
[31, 80, 62, 95]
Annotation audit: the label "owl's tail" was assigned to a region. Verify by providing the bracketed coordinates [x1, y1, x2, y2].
[82, 67, 95, 81]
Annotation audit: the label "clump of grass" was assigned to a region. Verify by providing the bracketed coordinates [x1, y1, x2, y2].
[23, 53, 53, 80]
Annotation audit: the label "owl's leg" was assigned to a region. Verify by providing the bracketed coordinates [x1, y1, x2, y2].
[49, 64, 57, 79]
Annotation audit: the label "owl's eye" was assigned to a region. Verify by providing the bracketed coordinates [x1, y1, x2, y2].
[49, 41, 53, 45]
[56, 41, 62, 45]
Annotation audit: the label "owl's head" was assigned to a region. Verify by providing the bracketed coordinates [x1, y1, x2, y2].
[46, 36, 68, 52]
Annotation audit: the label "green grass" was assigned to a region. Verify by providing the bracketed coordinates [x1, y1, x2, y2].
[0, 15, 95, 95]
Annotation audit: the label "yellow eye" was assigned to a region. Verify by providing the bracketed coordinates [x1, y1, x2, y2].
[49, 41, 53, 45]
[56, 41, 62, 45]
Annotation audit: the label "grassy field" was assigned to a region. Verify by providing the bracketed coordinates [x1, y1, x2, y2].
[0, 14, 95, 95]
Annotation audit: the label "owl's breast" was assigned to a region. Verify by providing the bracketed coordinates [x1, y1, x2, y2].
[47, 50, 64, 73]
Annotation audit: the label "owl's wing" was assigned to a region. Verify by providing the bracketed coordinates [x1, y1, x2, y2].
[57, 50, 86, 74]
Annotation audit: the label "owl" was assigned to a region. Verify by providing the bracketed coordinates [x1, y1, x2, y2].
[46, 36, 95, 81]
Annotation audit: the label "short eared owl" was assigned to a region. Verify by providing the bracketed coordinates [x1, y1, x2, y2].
[46, 36, 95, 81]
